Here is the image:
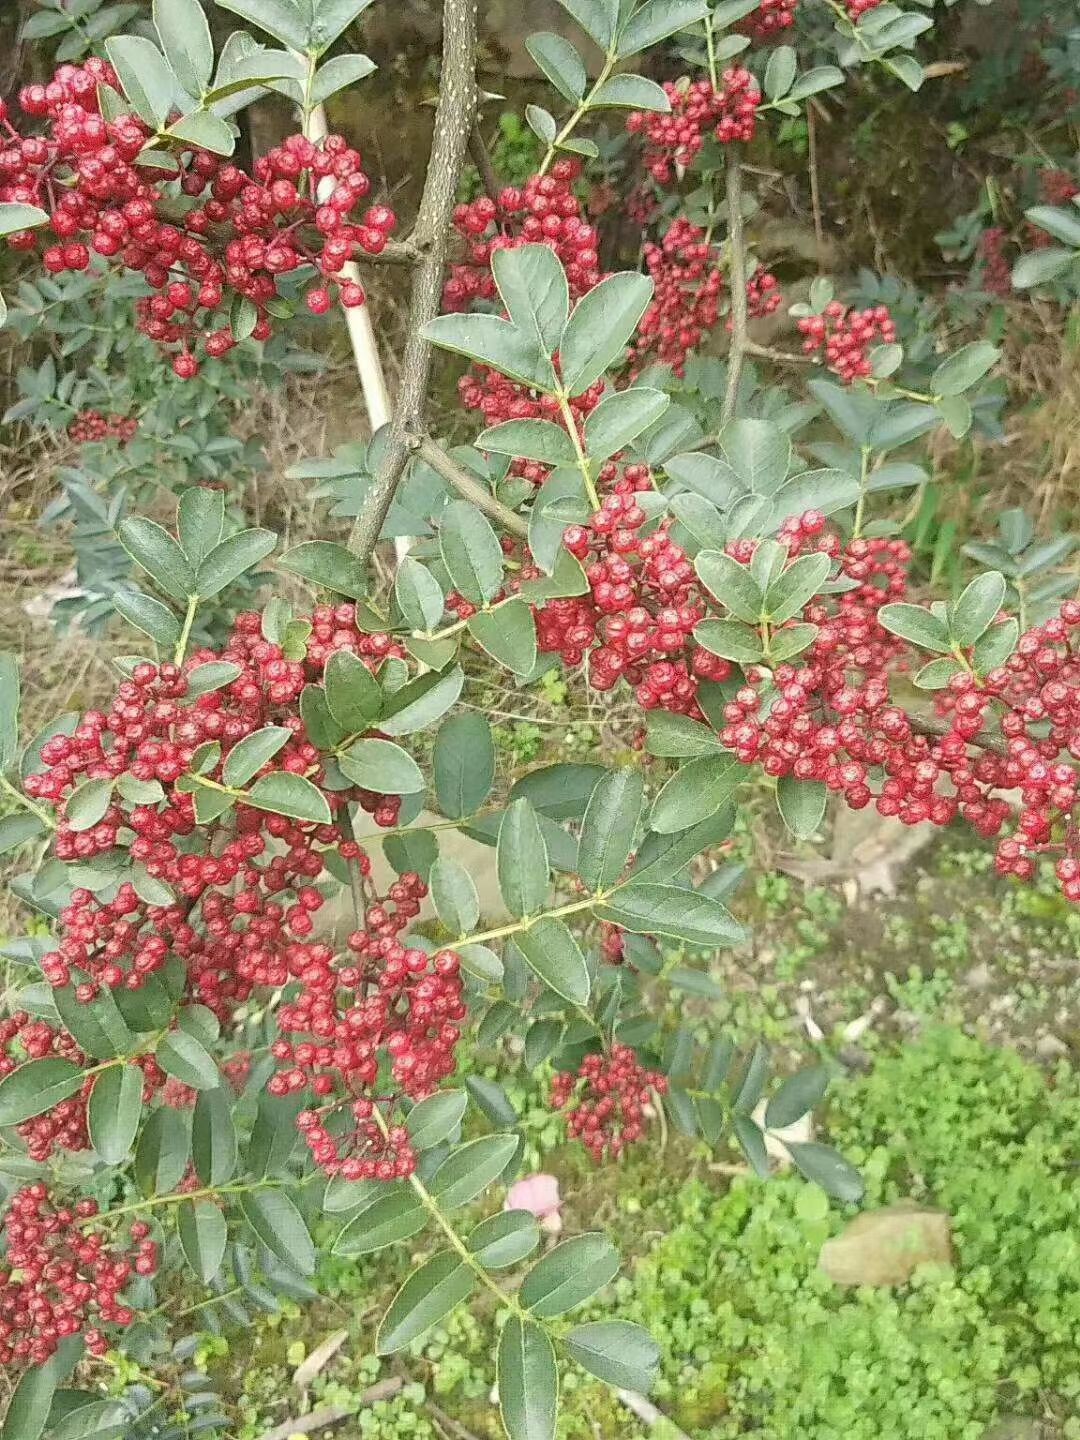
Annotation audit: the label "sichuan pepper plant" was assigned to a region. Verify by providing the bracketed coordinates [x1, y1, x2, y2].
[0, 0, 1074, 1436]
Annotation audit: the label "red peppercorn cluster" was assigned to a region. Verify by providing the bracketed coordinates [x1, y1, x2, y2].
[1039, 167, 1079, 205]
[0, 1012, 90, 1160]
[0, 66, 394, 376]
[444, 160, 601, 314]
[162, 1052, 250, 1109]
[797, 301, 897, 383]
[599, 922, 626, 964]
[534, 463, 1080, 905]
[463, 366, 606, 486]
[276, 878, 465, 1181]
[742, 0, 799, 37]
[16, 604, 478, 1182]
[744, 266, 784, 322]
[977, 604, 1080, 893]
[551, 1046, 667, 1161]
[29, 606, 406, 1018]
[844, 0, 885, 16]
[0, 1186, 156, 1364]
[976, 226, 1012, 296]
[1028, 171, 1080, 252]
[541, 463, 731, 710]
[707, 542, 1080, 896]
[628, 219, 785, 379]
[67, 409, 138, 445]
[444, 160, 605, 472]
[626, 71, 761, 184]
[623, 180, 662, 231]
[0, 1011, 164, 1161]
[632, 217, 723, 376]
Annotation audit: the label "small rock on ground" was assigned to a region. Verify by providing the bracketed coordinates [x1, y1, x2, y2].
[819, 1201, 954, 1287]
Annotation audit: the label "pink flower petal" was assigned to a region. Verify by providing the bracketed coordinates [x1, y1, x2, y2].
[505, 1172, 561, 1220]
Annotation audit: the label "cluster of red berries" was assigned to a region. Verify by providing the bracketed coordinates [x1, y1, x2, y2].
[541, 464, 731, 709]
[715, 560, 1080, 890]
[0, 1012, 90, 1160]
[1039, 168, 1079, 205]
[626, 72, 761, 185]
[633, 218, 723, 376]
[0, 64, 394, 376]
[531, 441, 1080, 902]
[600, 922, 626, 964]
[277, 875, 465, 1181]
[28, 607, 412, 1019]
[976, 226, 1012, 297]
[744, 267, 784, 323]
[628, 214, 782, 381]
[1028, 168, 1080, 251]
[161, 1050, 252, 1111]
[974, 606, 1080, 894]
[444, 160, 602, 314]
[461, 367, 605, 486]
[844, 0, 885, 17]
[15, 600, 473, 1191]
[67, 409, 137, 445]
[797, 301, 897, 383]
[551, 1046, 667, 1162]
[0, 1187, 156, 1364]
[444, 160, 605, 468]
[743, 0, 799, 37]
[0, 1012, 167, 1162]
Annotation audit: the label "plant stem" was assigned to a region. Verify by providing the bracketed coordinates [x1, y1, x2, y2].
[370, 1107, 529, 1319]
[908, 713, 1006, 755]
[459, 884, 619, 947]
[468, 122, 501, 201]
[347, 0, 478, 567]
[0, 774, 55, 829]
[353, 241, 419, 266]
[174, 1285, 247, 1320]
[744, 340, 816, 366]
[359, 810, 494, 843]
[538, 48, 618, 178]
[411, 434, 528, 538]
[416, 589, 522, 646]
[852, 445, 871, 538]
[722, 148, 748, 427]
[704, 10, 719, 91]
[339, 804, 367, 930]
[174, 594, 198, 666]
[806, 102, 825, 272]
[80, 1175, 308, 1227]
[557, 392, 599, 510]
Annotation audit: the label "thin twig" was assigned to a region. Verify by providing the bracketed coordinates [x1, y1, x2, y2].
[615, 1390, 694, 1440]
[744, 340, 816, 366]
[356, 240, 421, 266]
[722, 147, 747, 427]
[256, 1405, 352, 1440]
[339, 805, 367, 929]
[347, 0, 478, 565]
[806, 102, 825, 273]
[411, 433, 528, 538]
[468, 121, 501, 201]
[425, 1400, 485, 1440]
[254, 1381, 405, 1440]
[908, 712, 1007, 755]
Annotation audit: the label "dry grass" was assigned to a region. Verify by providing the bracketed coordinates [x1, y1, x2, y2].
[995, 298, 1080, 524]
